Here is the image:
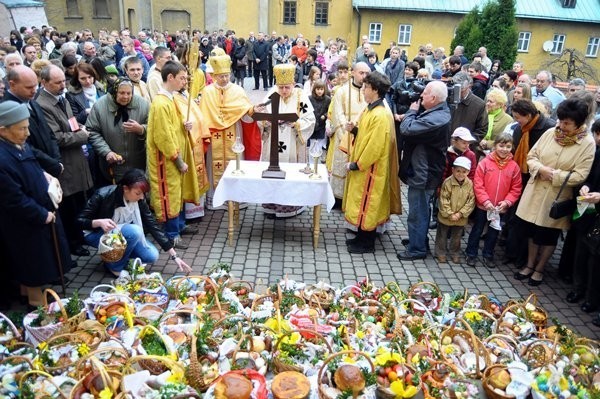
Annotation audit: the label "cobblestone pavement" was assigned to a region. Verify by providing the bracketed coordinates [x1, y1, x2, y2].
[24, 78, 600, 340]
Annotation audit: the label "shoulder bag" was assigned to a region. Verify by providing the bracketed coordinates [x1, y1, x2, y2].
[549, 170, 576, 219]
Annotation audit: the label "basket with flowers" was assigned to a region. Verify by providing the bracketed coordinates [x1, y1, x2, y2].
[272, 328, 332, 375]
[407, 282, 442, 316]
[317, 350, 377, 399]
[18, 369, 77, 399]
[98, 229, 127, 263]
[373, 348, 421, 399]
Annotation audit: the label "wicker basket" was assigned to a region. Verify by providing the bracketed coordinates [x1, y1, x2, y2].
[135, 325, 176, 375]
[458, 308, 498, 340]
[71, 356, 121, 399]
[186, 325, 219, 392]
[272, 328, 333, 374]
[482, 364, 516, 399]
[375, 363, 420, 399]
[23, 289, 87, 346]
[483, 334, 520, 363]
[407, 281, 442, 315]
[522, 294, 548, 331]
[440, 319, 490, 379]
[98, 230, 127, 263]
[19, 369, 71, 399]
[41, 332, 89, 375]
[227, 280, 255, 308]
[521, 338, 557, 370]
[74, 340, 130, 379]
[317, 350, 375, 399]
[302, 283, 335, 310]
[0, 311, 22, 343]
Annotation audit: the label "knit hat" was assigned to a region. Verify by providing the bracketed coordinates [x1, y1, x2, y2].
[453, 156, 472, 171]
[105, 64, 119, 75]
[0, 101, 30, 127]
[451, 127, 476, 142]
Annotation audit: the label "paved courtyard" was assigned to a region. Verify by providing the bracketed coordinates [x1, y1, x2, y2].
[14, 78, 600, 340]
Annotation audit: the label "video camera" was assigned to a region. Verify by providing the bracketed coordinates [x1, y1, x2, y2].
[395, 78, 462, 109]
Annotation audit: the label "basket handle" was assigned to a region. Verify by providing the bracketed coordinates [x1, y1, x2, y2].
[0, 311, 21, 340]
[125, 354, 185, 375]
[43, 288, 68, 322]
[19, 369, 68, 398]
[397, 298, 436, 324]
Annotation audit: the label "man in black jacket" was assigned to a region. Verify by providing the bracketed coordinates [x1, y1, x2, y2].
[398, 80, 451, 260]
[251, 32, 270, 91]
[2, 66, 63, 178]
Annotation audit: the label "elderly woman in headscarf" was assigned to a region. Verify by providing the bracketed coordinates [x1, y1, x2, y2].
[85, 78, 150, 185]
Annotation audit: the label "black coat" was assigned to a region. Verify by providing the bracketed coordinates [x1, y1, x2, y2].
[0, 141, 71, 286]
[77, 185, 173, 252]
[251, 40, 270, 71]
[309, 95, 331, 140]
[2, 91, 63, 177]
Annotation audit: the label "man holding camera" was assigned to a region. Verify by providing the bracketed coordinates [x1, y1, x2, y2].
[397, 80, 451, 260]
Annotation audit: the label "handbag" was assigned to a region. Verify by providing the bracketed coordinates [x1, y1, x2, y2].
[581, 213, 600, 255]
[549, 171, 576, 219]
[239, 54, 248, 67]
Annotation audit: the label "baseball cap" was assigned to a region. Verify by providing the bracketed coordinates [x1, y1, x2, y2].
[451, 127, 476, 142]
[453, 156, 472, 170]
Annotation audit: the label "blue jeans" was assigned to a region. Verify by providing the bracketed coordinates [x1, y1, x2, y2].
[164, 211, 186, 240]
[406, 187, 434, 257]
[466, 208, 501, 259]
[85, 224, 159, 272]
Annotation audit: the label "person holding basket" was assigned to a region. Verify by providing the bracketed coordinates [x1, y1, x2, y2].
[78, 168, 192, 276]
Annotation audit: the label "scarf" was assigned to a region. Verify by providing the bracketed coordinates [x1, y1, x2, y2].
[112, 198, 148, 247]
[554, 124, 588, 146]
[513, 113, 539, 173]
[82, 85, 97, 107]
[484, 108, 502, 140]
[491, 150, 513, 170]
[109, 78, 133, 126]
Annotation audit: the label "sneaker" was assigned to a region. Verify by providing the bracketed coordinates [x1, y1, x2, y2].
[180, 225, 200, 235]
[173, 236, 189, 250]
[482, 257, 496, 269]
[436, 255, 447, 263]
[451, 256, 461, 264]
[466, 256, 477, 267]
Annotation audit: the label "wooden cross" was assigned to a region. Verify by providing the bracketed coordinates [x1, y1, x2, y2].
[253, 92, 299, 179]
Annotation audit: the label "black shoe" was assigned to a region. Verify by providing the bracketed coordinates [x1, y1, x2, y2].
[482, 257, 496, 269]
[345, 228, 357, 235]
[466, 256, 477, 267]
[396, 251, 426, 261]
[528, 274, 544, 286]
[180, 225, 200, 235]
[592, 315, 600, 327]
[401, 238, 410, 246]
[514, 267, 534, 281]
[71, 246, 90, 257]
[253, 87, 259, 90]
[347, 242, 374, 254]
[581, 302, 598, 313]
[566, 291, 584, 303]
[429, 221, 438, 230]
[345, 236, 359, 245]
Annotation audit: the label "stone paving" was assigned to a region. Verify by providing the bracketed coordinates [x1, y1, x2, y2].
[10, 77, 599, 340]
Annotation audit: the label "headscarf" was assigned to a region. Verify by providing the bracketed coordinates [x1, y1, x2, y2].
[109, 78, 134, 126]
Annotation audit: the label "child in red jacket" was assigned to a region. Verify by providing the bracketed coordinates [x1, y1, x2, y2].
[466, 133, 522, 268]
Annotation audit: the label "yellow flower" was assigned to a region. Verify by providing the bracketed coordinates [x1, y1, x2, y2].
[77, 343, 90, 356]
[32, 358, 44, 370]
[37, 341, 48, 351]
[464, 311, 482, 322]
[342, 354, 356, 364]
[337, 325, 347, 335]
[356, 330, 365, 339]
[114, 285, 127, 294]
[391, 380, 418, 398]
[375, 350, 404, 366]
[264, 317, 291, 333]
[558, 376, 569, 392]
[280, 332, 301, 345]
[99, 387, 113, 399]
[166, 369, 185, 384]
[411, 353, 421, 364]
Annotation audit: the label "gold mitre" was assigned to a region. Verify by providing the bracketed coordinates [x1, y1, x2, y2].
[274, 63, 296, 85]
[208, 47, 231, 75]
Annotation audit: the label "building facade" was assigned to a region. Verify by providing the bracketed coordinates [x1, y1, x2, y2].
[0, 0, 48, 37]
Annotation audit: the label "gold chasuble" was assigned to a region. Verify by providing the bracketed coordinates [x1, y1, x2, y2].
[198, 83, 254, 188]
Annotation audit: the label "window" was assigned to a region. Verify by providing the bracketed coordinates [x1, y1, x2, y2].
[586, 37, 599, 57]
[551, 34, 565, 54]
[315, 2, 328, 25]
[283, 1, 297, 24]
[94, 0, 110, 17]
[517, 31, 531, 52]
[397, 24, 412, 45]
[66, 0, 80, 17]
[562, 0, 576, 8]
[368, 23, 382, 43]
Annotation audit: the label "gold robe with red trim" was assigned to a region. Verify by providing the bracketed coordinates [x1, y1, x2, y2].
[147, 92, 200, 221]
[343, 100, 400, 231]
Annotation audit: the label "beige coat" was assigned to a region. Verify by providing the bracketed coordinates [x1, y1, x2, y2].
[516, 128, 595, 230]
[437, 175, 475, 226]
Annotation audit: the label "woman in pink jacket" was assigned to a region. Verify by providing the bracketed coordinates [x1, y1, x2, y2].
[466, 133, 522, 268]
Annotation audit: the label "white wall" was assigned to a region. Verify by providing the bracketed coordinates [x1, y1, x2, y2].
[0, 6, 49, 37]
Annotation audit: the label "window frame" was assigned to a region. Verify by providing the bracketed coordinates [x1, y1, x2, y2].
[283, 1, 297, 25]
[66, 0, 81, 17]
[368, 22, 382, 44]
[551, 33, 566, 54]
[586, 36, 599, 58]
[517, 31, 531, 52]
[397, 24, 412, 46]
[314, 1, 329, 26]
[93, 0, 111, 18]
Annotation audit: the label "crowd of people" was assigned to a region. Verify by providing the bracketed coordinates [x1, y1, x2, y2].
[0, 24, 599, 327]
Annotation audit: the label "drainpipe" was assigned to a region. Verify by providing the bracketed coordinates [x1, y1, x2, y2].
[8, 8, 16, 31]
[354, 5, 361, 52]
[119, 0, 125, 29]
